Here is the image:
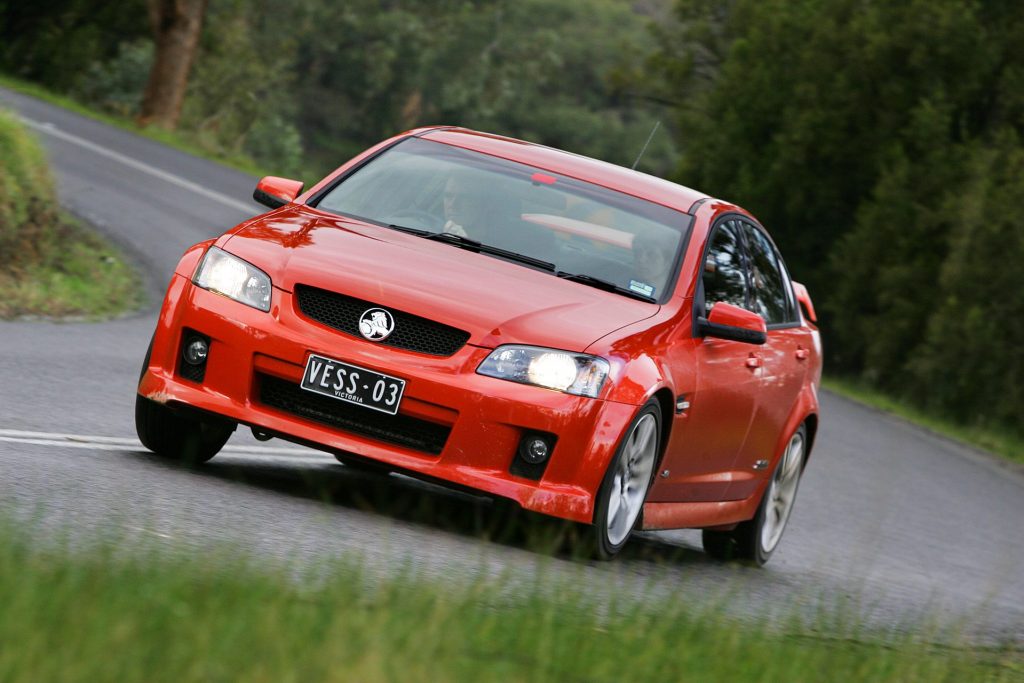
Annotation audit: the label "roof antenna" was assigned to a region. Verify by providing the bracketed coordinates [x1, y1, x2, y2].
[631, 120, 661, 170]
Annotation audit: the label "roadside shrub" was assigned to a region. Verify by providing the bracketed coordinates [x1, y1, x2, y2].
[73, 39, 153, 118]
[243, 114, 304, 178]
[0, 109, 60, 272]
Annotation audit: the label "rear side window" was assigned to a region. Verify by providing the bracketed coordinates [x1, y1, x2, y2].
[740, 222, 794, 325]
[702, 221, 747, 315]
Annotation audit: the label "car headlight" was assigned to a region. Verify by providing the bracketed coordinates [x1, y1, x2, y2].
[193, 246, 272, 312]
[477, 345, 610, 398]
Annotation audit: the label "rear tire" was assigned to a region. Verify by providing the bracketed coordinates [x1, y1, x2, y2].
[702, 424, 807, 566]
[135, 394, 233, 464]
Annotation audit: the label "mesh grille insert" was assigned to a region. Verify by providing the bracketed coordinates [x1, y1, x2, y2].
[294, 284, 470, 357]
[258, 374, 450, 455]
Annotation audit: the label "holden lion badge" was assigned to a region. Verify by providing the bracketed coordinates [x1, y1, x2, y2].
[359, 308, 395, 341]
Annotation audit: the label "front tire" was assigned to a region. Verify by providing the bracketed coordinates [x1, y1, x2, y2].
[135, 394, 233, 464]
[592, 400, 661, 560]
[702, 424, 807, 566]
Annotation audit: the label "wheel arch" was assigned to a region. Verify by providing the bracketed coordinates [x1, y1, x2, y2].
[802, 411, 818, 466]
[650, 386, 675, 473]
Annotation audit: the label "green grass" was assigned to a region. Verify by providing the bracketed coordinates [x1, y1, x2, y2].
[0, 71, 272, 179]
[0, 106, 143, 319]
[823, 376, 1024, 465]
[0, 520, 1018, 683]
[0, 212, 144, 319]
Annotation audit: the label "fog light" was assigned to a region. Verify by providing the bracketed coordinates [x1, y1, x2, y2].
[522, 437, 550, 464]
[184, 338, 209, 365]
[512, 431, 557, 480]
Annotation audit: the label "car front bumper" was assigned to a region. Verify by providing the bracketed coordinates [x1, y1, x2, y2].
[138, 274, 641, 524]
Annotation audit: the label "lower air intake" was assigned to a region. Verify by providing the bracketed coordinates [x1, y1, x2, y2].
[258, 374, 451, 455]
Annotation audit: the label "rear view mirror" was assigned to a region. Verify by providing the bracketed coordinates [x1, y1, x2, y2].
[254, 176, 305, 209]
[696, 302, 767, 345]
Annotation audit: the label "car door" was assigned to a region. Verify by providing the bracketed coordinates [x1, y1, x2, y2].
[725, 221, 811, 499]
[652, 219, 761, 503]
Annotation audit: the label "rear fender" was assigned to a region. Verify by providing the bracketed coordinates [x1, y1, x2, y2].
[776, 383, 819, 467]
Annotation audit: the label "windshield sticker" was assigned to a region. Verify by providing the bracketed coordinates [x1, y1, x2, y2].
[629, 280, 655, 297]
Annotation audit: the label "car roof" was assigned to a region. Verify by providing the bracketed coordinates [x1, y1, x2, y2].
[419, 127, 709, 215]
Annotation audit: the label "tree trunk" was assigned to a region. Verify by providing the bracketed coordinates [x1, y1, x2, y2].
[138, 0, 208, 129]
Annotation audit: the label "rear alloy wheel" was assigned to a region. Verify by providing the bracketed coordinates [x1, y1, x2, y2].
[702, 424, 806, 566]
[592, 401, 661, 559]
[135, 394, 234, 465]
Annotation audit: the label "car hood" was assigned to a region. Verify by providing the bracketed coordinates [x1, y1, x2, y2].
[221, 208, 659, 351]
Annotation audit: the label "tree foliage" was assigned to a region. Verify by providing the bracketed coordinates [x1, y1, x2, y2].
[0, 0, 148, 91]
[650, 0, 1024, 432]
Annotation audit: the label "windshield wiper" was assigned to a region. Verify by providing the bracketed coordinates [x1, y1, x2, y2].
[422, 232, 556, 271]
[556, 271, 657, 303]
[387, 223, 430, 236]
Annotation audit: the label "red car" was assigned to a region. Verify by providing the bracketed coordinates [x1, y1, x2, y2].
[136, 128, 822, 562]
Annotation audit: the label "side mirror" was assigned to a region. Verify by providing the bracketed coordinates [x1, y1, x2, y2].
[254, 176, 304, 209]
[696, 302, 767, 345]
[791, 281, 816, 323]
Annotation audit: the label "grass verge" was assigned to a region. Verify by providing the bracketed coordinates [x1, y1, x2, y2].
[0, 211, 143, 319]
[0, 105, 143, 320]
[0, 520, 1019, 683]
[823, 376, 1024, 465]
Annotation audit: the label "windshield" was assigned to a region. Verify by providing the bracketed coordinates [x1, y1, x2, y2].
[314, 137, 692, 302]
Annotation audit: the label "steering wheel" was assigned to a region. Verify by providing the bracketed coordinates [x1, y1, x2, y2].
[387, 209, 441, 231]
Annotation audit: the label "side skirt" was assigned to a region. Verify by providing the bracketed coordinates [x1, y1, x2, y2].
[641, 489, 762, 531]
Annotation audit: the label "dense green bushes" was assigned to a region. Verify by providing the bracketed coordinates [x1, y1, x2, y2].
[1, 0, 675, 181]
[651, 0, 1024, 436]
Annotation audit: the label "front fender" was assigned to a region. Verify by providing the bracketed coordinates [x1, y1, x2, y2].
[173, 239, 216, 279]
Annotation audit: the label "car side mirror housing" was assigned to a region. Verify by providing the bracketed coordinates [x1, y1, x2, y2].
[791, 280, 816, 323]
[254, 176, 305, 209]
[696, 302, 767, 345]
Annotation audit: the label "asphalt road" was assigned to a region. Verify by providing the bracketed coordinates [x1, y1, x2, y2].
[1, 87, 1021, 644]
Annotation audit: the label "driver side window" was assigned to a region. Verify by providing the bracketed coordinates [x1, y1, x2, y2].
[703, 221, 748, 315]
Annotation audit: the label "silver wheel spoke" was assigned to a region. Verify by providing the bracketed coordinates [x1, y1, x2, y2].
[759, 432, 805, 554]
[607, 476, 623, 521]
[605, 413, 658, 546]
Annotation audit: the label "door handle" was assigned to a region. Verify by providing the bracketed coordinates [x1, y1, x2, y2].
[795, 348, 809, 361]
[746, 354, 762, 369]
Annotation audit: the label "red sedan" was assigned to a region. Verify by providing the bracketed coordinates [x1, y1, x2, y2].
[136, 127, 822, 562]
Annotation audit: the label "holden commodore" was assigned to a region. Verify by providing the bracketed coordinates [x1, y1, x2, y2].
[136, 127, 822, 562]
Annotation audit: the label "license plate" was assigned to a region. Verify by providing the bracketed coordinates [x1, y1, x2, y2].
[300, 353, 406, 415]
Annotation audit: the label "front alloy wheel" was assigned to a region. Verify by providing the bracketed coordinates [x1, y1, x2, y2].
[592, 400, 661, 559]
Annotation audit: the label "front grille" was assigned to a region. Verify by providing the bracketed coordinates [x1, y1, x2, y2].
[295, 284, 470, 357]
[258, 374, 451, 455]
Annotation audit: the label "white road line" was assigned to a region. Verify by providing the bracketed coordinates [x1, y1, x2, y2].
[0, 428, 316, 457]
[0, 435, 335, 467]
[123, 524, 174, 540]
[0, 436, 141, 452]
[18, 117, 257, 214]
